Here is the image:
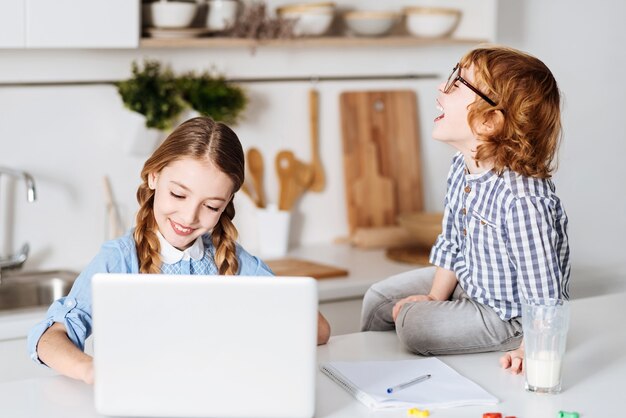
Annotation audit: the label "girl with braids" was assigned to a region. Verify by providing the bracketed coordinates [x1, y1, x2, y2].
[28, 117, 331, 384]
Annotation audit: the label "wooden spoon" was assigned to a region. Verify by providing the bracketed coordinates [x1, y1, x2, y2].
[308, 88, 325, 192]
[276, 150, 296, 211]
[276, 150, 314, 211]
[247, 147, 266, 208]
[295, 158, 314, 190]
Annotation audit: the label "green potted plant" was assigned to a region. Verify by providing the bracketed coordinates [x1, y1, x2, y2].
[116, 59, 186, 131]
[176, 71, 247, 124]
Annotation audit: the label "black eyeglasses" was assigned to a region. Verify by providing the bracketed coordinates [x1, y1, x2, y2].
[444, 63, 497, 107]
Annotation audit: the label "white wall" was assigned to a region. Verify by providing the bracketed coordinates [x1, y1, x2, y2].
[0, 0, 624, 292]
[0, 45, 468, 270]
[496, 0, 626, 291]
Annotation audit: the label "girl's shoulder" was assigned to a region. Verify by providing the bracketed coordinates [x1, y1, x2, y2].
[200, 234, 273, 276]
[101, 230, 137, 254]
[96, 230, 139, 270]
[76, 230, 138, 278]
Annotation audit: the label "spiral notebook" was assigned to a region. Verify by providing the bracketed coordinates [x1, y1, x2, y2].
[320, 358, 497, 410]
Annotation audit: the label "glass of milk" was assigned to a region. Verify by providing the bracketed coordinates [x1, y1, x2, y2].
[522, 298, 570, 394]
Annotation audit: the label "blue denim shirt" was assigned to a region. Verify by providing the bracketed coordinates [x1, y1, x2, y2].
[27, 231, 273, 364]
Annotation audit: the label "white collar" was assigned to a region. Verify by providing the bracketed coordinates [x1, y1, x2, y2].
[157, 231, 205, 264]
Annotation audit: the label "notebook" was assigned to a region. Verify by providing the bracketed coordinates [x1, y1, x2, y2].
[92, 273, 318, 418]
[320, 358, 498, 410]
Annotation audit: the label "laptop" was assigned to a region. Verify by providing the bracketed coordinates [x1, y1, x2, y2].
[92, 273, 318, 418]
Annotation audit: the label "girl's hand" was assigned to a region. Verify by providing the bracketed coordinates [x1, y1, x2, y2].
[392, 294, 434, 322]
[499, 343, 525, 374]
[80, 358, 95, 385]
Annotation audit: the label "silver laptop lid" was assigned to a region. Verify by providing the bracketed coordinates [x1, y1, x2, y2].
[92, 274, 318, 418]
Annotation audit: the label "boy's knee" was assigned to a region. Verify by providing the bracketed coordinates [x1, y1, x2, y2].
[395, 304, 439, 355]
[396, 323, 431, 355]
[362, 284, 386, 307]
[360, 285, 395, 332]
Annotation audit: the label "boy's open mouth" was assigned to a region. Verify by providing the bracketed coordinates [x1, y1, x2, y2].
[435, 100, 445, 122]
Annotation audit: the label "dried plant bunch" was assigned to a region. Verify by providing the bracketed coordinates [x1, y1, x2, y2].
[231, 1, 296, 40]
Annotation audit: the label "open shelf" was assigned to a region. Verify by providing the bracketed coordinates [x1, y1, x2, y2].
[139, 36, 489, 49]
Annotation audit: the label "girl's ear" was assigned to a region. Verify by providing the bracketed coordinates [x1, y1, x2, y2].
[148, 172, 158, 190]
[478, 109, 504, 136]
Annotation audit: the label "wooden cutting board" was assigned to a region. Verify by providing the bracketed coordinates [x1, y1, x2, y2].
[385, 246, 432, 266]
[353, 141, 396, 227]
[340, 90, 424, 233]
[264, 258, 348, 279]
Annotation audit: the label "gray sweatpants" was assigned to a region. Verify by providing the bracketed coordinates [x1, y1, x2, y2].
[360, 266, 523, 355]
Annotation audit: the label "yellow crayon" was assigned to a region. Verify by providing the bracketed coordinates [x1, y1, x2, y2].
[407, 407, 430, 417]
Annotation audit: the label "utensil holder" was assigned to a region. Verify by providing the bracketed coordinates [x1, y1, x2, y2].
[257, 204, 291, 258]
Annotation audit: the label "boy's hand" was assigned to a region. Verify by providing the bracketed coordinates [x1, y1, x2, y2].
[499, 343, 525, 374]
[392, 294, 434, 321]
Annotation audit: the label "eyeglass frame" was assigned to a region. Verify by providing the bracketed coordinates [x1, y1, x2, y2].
[444, 63, 497, 107]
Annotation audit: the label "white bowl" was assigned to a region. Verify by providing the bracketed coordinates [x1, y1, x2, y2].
[151, 1, 198, 29]
[404, 7, 461, 38]
[276, 2, 335, 15]
[344, 11, 397, 37]
[277, 9, 335, 36]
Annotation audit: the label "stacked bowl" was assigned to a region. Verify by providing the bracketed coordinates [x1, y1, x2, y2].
[344, 11, 398, 37]
[404, 7, 462, 38]
[276, 2, 336, 36]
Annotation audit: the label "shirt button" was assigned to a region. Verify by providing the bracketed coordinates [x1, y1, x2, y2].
[463, 228, 467, 236]
[64, 300, 75, 308]
[461, 208, 467, 215]
[464, 185, 471, 193]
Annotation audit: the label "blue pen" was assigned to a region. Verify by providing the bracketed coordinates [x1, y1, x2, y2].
[386, 374, 431, 394]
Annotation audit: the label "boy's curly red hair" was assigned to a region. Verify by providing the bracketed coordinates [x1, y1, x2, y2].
[461, 45, 562, 178]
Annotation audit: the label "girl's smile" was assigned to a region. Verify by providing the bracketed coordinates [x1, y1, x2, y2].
[169, 219, 195, 236]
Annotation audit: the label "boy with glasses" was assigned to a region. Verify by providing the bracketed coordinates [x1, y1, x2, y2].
[360, 45, 570, 374]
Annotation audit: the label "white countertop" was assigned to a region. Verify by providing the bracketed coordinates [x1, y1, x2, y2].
[0, 307, 49, 341]
[288, 243, 416, 302]
[0, 244, 416, 341]
[3, 242, 626, 342]
[0, 291, 624, 417]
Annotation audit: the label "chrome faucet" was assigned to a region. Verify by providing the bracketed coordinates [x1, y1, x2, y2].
[0, 166, 37, 283]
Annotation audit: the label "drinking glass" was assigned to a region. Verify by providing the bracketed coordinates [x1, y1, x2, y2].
[522, 298, 570, 394]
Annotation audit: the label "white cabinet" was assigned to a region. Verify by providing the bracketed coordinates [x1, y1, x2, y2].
[0, 0, 25, 48]
[0, 0, 139, 49]
[26, 0, 139, 48]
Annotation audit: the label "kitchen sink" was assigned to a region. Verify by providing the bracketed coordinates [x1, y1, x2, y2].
[0, 270, 79, 312]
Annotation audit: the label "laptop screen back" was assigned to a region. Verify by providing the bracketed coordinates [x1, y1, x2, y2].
[92, 274, 318, 418]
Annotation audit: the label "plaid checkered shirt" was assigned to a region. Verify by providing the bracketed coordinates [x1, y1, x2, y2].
[430, 152, 571, 320]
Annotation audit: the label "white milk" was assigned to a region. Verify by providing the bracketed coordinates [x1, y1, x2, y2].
[525, 350, 562, 388]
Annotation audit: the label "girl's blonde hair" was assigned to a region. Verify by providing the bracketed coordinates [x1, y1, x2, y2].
[461, 45, 562, 178]
[134, 116, 244, 275]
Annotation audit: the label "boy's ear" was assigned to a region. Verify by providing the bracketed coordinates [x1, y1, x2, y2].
[479, 109, 505, 136]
